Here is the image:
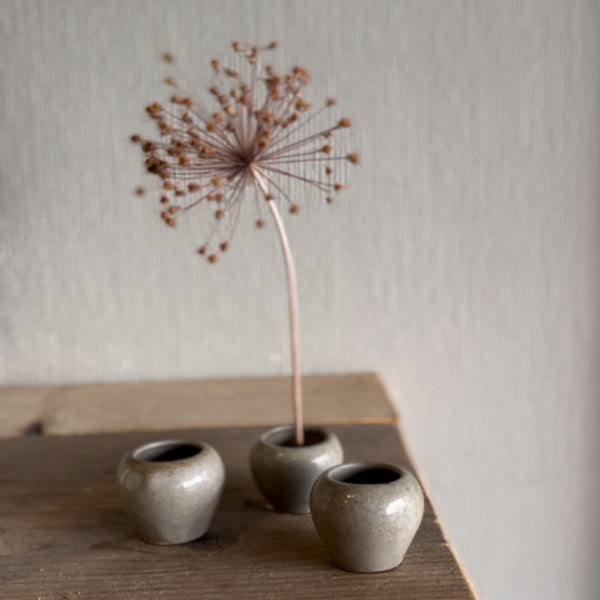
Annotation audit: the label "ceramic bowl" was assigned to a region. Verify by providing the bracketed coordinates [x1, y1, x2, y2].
[118, 439, 225, 544]
[310, 462, 424, 572]
[250, 425, 343, 514]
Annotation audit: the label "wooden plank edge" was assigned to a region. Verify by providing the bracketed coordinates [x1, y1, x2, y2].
[395, 418, 480, 600]
[0, 373, 398, 437]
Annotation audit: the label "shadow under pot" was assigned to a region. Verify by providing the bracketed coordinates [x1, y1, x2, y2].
[310, 462, 424, 572]
[249, 425, 343, 514]
[117, 439, 225, 545]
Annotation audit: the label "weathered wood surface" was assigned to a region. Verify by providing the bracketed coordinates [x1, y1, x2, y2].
[0, 423, 477, 599]
[0, 374, 396, 437]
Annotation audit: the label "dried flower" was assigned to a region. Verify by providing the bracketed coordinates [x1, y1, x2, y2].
[131, 42, 358, 448]
[132, 41, 358, 262]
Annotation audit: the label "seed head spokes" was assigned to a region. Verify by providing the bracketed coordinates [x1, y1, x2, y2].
[132, 42, 358, 262]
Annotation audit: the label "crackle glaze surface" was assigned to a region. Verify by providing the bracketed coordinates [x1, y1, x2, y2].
[117, 439, 225, 544]
[310, 462, 424, 572]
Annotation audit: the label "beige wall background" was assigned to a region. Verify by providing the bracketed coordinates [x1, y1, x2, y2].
[2, 1, 599, 598]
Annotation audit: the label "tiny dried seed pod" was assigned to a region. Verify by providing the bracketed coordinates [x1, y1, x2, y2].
[163, 52, 174, 63]
[256, 219, 265, 228]
[208, 254, 218, 263]
[289, 204, 300, 214]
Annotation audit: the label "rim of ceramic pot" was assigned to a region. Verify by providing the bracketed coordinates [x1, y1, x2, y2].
[325, 462, 407, 486]
[131, 439, 205, 463]
[260, 425, 333, 449]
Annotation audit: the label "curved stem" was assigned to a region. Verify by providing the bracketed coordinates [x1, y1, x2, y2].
[252, 167, 304, 446]
[266, 200, 304, 446]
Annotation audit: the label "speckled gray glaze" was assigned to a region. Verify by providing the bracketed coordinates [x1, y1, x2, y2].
[310, 462, 424, 572]
[117, 439, 225, 545]
[250, 425, 343, 514]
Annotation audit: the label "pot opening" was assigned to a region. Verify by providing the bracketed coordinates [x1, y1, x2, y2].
[135, 442, 202, 462]
[334, 466, 401, 485]
[267, 428, 327, 448]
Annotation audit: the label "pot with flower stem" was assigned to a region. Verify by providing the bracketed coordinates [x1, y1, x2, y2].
[132, 41, 357, 513]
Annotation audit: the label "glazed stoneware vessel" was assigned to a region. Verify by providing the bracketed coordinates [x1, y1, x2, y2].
[310, 462, 424, 572]
[117, 439, 225, 545]
[250, 425, 343, 514]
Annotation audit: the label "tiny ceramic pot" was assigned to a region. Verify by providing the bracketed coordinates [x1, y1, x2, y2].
[310, 462, 424, 572]
[117, 439, 225, 545]
[249, 425, 343, 514]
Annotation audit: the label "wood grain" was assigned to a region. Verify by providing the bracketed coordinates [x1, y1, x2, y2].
[0, 374, 396, 437]
[0, 423, 476, 599]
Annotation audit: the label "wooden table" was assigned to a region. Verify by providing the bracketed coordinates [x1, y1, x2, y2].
[0, 374, 477, 599]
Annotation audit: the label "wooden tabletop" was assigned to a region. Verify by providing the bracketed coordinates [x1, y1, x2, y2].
[0, 375, 477, 599]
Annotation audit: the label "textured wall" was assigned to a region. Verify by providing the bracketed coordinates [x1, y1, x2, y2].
[2, 1, 599, 598]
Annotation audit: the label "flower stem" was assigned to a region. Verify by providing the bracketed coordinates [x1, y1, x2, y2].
[266, 199, 304, 447]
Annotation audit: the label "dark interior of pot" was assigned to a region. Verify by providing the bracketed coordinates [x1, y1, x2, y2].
[135, 442, 202, 462]
[268, 428, 326, 447]
[334, 466, 402, 485]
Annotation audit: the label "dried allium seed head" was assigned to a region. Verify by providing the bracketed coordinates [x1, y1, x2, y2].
[133, 41, 357, 258]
